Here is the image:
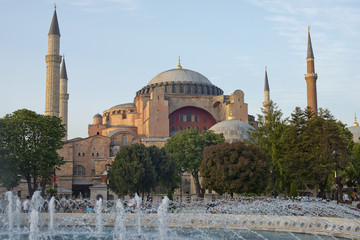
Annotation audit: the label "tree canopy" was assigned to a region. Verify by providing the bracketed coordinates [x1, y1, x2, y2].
[108, 144, 179, 199]
[250, 101, 287, 195]
[165, 129, 224, 198]
[0, 109, 65, 196]
[278, 108, 353, 197]
[200, 141, 269, 195]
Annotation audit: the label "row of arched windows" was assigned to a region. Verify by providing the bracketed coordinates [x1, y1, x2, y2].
[111, 135, 137, 146]
[170, 126, 206, 132]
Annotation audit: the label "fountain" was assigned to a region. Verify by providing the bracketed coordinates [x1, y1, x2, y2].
[0, 191, 359, 239]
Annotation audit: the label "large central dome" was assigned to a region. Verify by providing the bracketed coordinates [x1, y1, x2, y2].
[148, 68, 212, 85]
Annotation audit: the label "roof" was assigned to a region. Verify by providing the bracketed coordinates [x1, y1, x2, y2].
[49, 9, 60, 36]
[148, 68, 212, 85]
[110, 103, 136, 109]
[60, 57, 67, 79]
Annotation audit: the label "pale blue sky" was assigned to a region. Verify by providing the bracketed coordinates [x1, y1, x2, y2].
[1, 0, 359, 139]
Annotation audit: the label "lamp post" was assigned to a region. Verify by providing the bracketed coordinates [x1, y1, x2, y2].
[105, 162, 111, 201]
[331, 151, 339, 204]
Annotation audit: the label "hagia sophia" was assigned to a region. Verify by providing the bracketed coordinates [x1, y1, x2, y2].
[13, 7, 360, 200]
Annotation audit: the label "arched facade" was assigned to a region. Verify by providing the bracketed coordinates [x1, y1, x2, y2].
[58, 64, 255, 200]
[169, 106, 217, 135]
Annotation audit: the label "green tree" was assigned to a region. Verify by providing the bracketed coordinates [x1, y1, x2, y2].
[0, 109, 65, 196]
[345, 142, 360, 188]
[109, 144, 154, 196]
[147, 146, 179, 199]
[108, 144, 179, 198]
[200, 141, 269, 195]
[251, 101, 287, 195]
[279, 107, 352, 198]
[165, 129, 224, 198]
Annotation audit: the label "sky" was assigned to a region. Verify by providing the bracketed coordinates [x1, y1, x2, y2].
[1, 0, 360, 139]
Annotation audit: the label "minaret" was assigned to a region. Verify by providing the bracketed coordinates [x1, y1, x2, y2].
[59, 55, 69, 140]
[304, 26, 318, 114]
[45, 5, 62, 117]
[263, 66, 270, 115]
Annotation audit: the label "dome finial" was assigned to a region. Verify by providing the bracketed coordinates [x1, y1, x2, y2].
[177, 56, 182, 69]
[353, 113, 359, 126]
[228, 110, 235, 120]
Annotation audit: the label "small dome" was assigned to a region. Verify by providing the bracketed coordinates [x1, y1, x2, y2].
[210, 120, 255, 143]
[93, 114, 102, 118]
[148, 68, 212, 86]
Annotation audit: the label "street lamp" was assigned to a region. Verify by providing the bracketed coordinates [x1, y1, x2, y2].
[105, 162, 111, 201]
[331, 151, 339, 204]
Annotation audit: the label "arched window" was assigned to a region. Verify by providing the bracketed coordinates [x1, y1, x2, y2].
[170, 115, 175, 123]
[203, 126, 207, 131]
[122, 135, 127, 146]
[171, 126, 175, 132]
[179, 113, 184, 122]
[172, 84, 176, 93]
[195, 114, 199, 122]
[96, 195, 103, 200]
[186, 111, 191, 122]
[131, 138, 137, 144]
[74, 165, 85, 176]
[179, 126, 183, 131]
[195, 126, 199, 132]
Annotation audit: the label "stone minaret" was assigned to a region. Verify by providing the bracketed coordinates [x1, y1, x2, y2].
[304, 26, 318, 114]
[263, 66, 270, 114]
[59, 55, 69, 140]
[45, 6, 62, 117]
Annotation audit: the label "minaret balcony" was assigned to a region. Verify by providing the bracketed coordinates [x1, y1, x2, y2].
[304, 73, 318, 78]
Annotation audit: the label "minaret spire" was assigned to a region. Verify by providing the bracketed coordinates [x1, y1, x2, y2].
[49, 5, 60, 36]
[263, 66, 270, 120]
[304, 26, 318, 115]
[59, 55, 69, 140]
[45, 6, 62, 117]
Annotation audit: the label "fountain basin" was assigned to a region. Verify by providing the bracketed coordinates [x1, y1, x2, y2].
[6, 213, 359, 239]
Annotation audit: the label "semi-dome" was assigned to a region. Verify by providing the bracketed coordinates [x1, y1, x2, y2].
[210, 120, 255, 143]
[148, 68, 212, 86]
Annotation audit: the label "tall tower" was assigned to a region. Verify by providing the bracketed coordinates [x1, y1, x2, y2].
[59, 55, 69, 140]
[263, 66, 270, 115]
[45, 6, 62, 117]
[304, 26, 318, 114]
